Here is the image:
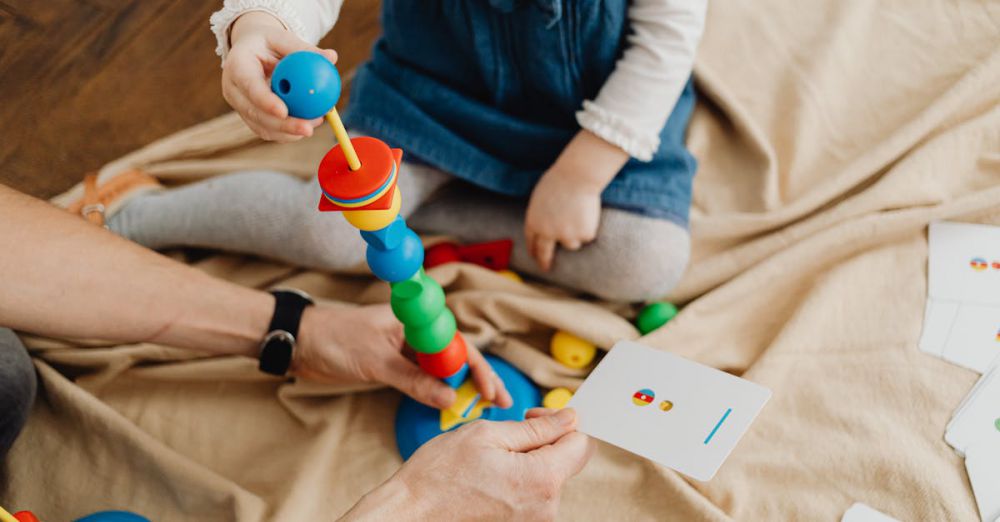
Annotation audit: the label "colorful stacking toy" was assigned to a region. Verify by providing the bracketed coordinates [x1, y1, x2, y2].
[271, 51, 538, 458]
[272, 51, 470, 390]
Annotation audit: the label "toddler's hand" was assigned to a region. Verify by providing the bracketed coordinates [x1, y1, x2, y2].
[525, 130, 629, 271]
[222, 11, 339, 142]
[525, 168, 603, 272]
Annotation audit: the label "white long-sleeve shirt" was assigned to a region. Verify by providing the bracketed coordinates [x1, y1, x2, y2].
[210, 0, 705, 161]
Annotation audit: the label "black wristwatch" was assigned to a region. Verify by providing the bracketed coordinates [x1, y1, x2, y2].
[259, 289, 314, 376]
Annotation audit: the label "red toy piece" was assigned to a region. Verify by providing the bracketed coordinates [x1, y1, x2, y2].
[317, 138, 400, 212]
[14, 511, 41, 522]
[416, 333, 468, 378]
[423, 242, 462, 269]
[456, 239, 513, 271]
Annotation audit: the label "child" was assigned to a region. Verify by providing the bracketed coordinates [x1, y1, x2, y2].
[104, 0, 705, 301]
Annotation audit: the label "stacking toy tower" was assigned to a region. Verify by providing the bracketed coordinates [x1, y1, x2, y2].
[271, 51, 470, 388]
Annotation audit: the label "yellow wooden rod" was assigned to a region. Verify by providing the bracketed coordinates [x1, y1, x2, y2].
[325, 107, 361, 171]
[0, 505, 20, 522]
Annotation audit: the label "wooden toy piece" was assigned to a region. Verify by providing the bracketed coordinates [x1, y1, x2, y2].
[0, 506, 22, 522]
[364, 221, 424, 283]
[390, 269, 446, 326]
[360, 215, 408, 251]
[416, 333, 468, 378]
[73, 512, 151, 522]
[395, 354, 540, 460]
[405, 308, 457, 354]
[441, 363, 469, 388]
[423, 242, 462, 269]
[439, 379, 491, 430]
[497, 269, 522, 283]
[270, 51, 342, 120]
[325, 107, 361, 171]
[550, 331, 597, 369]
[317, 138, 397, 211]
[456, 239, 513, 271]
[543, 387, 574, 409]
[343, 189, 402, 231]
[636, 301, 678, 335]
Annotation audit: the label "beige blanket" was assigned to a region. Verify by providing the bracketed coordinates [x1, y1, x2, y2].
[8, 1, 1000, 520]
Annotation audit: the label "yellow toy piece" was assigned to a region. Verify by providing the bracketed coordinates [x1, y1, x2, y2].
[326, 107, 361, 170]
[659, 400, 674, 412]
[497, 269, 522, 282]
[343, 188, 402, 231]
[543, 387, 573, 409]
[550, 330, 597, 369]
[440, 379, 492, 431]
[0, 506, 19, 522]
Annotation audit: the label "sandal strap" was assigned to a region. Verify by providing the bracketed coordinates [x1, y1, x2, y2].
[67, 169, 160, 226]
[80, 174, 106, 227]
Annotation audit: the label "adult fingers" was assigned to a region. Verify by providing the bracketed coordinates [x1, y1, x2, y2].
[525, 407, 558, 419]
[465, 344, 495, 401]
[527, 429, 595, 482]
[467, 344, 513, 408]
[379, 354, 456, 409]
[490, 408, 577, 452]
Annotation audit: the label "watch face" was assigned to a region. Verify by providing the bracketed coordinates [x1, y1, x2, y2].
[259, 331, 295, 376]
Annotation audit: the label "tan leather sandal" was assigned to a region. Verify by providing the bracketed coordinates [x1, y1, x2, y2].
[63, 169, 162, 227]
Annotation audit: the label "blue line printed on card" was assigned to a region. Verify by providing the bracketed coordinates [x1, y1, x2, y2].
[704, 408, 732, 445]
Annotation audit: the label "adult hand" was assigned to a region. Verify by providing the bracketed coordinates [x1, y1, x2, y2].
[293, 303, 513, 410]
[342, 408, 595, 521]
[222, 11, 338, 142]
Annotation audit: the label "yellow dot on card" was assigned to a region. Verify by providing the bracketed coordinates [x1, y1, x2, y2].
[659, 400, 673, 412]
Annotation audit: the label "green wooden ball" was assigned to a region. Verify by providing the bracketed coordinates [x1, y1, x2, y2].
[636, 302, 678, 335]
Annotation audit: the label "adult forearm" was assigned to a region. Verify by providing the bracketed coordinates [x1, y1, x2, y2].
[0, 185, 271, 356]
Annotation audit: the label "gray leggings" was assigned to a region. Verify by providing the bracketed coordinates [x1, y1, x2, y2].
[0, 329, 35, 461]
[112, 162, 690, 301]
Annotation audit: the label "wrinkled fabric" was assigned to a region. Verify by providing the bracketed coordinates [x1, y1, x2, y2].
[14, 1, 1000, 520]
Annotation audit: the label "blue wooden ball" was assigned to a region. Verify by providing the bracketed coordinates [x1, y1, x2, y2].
[367, 226, 424, 283]
[270, 51, 341, 119]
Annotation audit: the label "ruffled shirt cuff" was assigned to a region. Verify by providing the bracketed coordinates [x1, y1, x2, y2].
[209, 0, 310, 62]
[576, 101, 661, 162]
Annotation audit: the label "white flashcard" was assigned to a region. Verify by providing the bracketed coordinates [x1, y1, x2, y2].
[946, 367, 1000, 456]
[840, 502, 900, 522]
[941, 303, 1000, 373]
[965, 429, 1000, 522]
[567, 341, 771, 481]
[950, 364, 999, 433]
[919, 299, 959, 357]
[928, 221, 1000, 306]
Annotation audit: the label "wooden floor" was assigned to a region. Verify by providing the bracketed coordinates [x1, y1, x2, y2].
[0, 0, 380, 198]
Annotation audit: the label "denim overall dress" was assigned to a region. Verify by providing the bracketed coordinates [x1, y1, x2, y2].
[344, 0, 697, 226]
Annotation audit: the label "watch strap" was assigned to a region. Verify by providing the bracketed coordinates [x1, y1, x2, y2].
[259, 290, 313, 375]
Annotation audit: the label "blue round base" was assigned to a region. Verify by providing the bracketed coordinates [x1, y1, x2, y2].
[74, 511, 150, 522]
[395, 355, 540, 460]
